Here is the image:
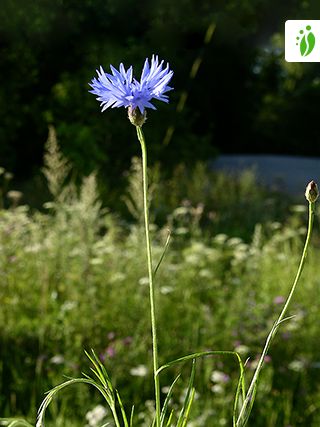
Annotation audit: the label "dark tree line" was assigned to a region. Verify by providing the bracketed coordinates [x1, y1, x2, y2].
[1, 0, 320, 186]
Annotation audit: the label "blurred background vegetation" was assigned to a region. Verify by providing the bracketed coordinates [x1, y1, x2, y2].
[2, 1, 320, 426]
[1, 133, 320, 427]
[1, 0, 320, 198]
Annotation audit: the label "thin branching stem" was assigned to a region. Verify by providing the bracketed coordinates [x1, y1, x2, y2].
[136, 126, 161, 427]
[236, 201, 316, 427]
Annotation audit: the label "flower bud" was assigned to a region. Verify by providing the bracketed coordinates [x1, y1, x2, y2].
[128, 106, 147, 127]
[305, 180, 319, 203]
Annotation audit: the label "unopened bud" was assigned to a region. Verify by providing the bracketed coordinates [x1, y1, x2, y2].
[305, 180, 319, 203]
[128, 106, 147, 127]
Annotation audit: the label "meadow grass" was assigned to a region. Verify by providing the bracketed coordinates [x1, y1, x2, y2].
[1, 134, 320, 426]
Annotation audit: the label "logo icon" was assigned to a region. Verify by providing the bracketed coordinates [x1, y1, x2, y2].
[296, 25, 315, 56]
[285, 20, 320, 62]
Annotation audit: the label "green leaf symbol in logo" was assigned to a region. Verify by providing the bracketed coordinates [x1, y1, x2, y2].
[297, 25, 316, 57]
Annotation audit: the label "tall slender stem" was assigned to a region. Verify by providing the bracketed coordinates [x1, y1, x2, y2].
[136, 126, 161, 427]
[111, 404, 121, 427]
[236, 201, 315, 427]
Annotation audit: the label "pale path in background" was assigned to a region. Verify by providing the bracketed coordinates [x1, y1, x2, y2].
[213, 155, 320, 197]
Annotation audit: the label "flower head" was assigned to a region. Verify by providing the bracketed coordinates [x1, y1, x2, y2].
[89, 55, 173, 119]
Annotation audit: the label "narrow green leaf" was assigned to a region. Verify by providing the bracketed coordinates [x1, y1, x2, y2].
[157, 350, 245, 427]
[165, 409, 174, 427]
[116, 390, 129, 427]
[85, 349, 114, 398]
[154, 230, 171, 277]
[91, 349, 113, 387]
[156, 350, 243, 376]
[85, 350, 108, 388]
[181, 388, 195, 427]
[233, 363, 246, 427]
[277, 315, 296, 326]
[89, 367, 107, 386]
[176, 359, 196, 427]
[160, 374, 181, 427]
[129, 406, 135, 427]
[36, 377, 112, 427]
[3, 420, 33, 427]
[236, 388, 257, 427]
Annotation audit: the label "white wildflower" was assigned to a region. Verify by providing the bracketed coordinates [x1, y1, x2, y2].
[139, 277, 149, 286]
[85, 404, 108, 427]
[160, 286, 174, 295]
[211, 384, 224, 394]
[234, 344, 250, 356]
[288, 360, 304, 372]
[210, 370, 229, 383]
[50, 355, 64, 365]
[130, 365, 148, 377]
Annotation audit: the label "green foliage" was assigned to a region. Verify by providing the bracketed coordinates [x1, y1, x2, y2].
[36, 350, 130, 427]
[1, 142, 320, 425]
[3, 0, 320, 188]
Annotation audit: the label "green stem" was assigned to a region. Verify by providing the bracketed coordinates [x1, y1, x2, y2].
[236, 201, 315, 427]
[111, 404, 121, 427]
[136, 126, 161, 427]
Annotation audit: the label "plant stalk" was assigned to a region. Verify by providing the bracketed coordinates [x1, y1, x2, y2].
[136, 126, 161, 427]
[236, 201, 315, 427]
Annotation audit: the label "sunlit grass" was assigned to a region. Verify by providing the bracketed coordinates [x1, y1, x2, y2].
[1, 132, 320, 426]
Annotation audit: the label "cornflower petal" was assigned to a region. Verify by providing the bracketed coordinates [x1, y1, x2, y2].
[89, 55, 173, 115]
[141, 58, 150, 83]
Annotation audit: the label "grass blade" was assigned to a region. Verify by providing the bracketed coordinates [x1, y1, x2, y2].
[237, 198, 316, 426]
[129, 405, 135, 427]
[157, 350, 245, 427]
[116, 389, 129, 427]
[233, 362, 246, 426]
[165, 409, 174, 427]
[2, 420, 33, 427]
[176, 359, 196, 427]
[36, 377, 111, 427]
[181, 388, 195, 427]
[154, 230, 171, 277]
[156, 350, 243, 376]
[160, 374, 181, 427]
[85, 349, 114, 393]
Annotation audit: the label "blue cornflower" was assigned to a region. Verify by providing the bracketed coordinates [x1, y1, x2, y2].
[89, 63, 134, 112]
[89, 55, 173, 120]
